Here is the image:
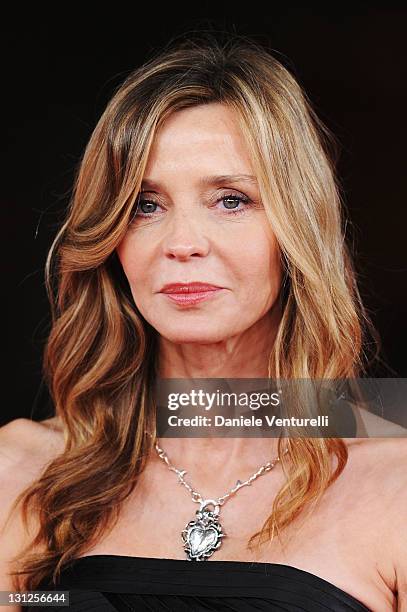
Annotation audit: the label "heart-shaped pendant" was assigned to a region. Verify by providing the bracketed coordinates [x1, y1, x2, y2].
[182, 499, 226, 561]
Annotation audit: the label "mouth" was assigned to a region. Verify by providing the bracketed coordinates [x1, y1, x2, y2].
[159, 282, 225, 306]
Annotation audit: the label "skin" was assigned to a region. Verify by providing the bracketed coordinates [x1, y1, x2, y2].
[116, 102, 284, 485]
[1, 103, 405, 611]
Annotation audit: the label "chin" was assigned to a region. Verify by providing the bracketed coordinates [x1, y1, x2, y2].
[156, 324, 232, 345]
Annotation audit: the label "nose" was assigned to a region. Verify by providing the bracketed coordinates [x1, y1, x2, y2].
[162, 209, 210, 260]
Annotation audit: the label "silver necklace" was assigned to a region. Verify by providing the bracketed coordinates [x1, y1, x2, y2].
[148, 434, 289, 561]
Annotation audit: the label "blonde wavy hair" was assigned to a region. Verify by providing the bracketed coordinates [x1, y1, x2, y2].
[8, 31, 380, 590]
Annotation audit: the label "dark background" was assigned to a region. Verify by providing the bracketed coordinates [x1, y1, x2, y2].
[2, 7, 406, 427]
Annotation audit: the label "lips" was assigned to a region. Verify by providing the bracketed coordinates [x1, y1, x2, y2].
[160, 282, 223, 294]
[159, 282, 225, 307]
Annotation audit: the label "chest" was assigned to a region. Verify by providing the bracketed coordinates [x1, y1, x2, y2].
[81, 458, 395, 611]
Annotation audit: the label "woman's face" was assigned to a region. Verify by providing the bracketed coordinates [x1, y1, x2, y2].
[116, 102, 283, 344]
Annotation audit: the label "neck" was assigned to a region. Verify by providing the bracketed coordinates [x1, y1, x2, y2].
[157, 303, 281, 379]
[152, 304, 284, 492]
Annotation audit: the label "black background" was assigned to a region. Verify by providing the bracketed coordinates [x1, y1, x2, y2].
[2, 7, 406, 426]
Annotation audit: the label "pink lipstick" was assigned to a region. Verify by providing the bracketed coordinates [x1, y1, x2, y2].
[159, 282, 224, 306]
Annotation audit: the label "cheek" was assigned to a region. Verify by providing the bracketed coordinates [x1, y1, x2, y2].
[233, 231, 281, 289]
[116, 244, 151, 315]
[116, 235, 147, 276]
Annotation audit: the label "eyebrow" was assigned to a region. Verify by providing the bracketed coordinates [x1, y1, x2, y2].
[140, 174, 258, 190]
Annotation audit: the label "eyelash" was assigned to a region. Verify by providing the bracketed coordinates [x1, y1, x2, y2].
[131, 192, 253, 221]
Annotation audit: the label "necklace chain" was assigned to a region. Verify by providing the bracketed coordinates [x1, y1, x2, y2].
[149, 434, 289, 507]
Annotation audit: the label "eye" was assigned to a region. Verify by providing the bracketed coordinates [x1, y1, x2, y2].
[130, 197, 164, 221]
[138, 200, 161, 215]
[215, 193, 253, 215]
[129, 190, 256, 224]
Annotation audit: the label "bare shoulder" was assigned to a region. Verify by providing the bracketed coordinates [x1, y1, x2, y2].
[0, 418, 65, 595]
[352, 402, 407, 436]
[0, 413, 65, 509]
[0, 417, 65, 469]
[376, 437, 407, 605]
[348, 436, 407, 600]
[345, 436, 407, 492]
[0, 416, 66, 520]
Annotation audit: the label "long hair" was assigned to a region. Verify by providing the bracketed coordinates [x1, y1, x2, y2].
[7, 31, 381, 590]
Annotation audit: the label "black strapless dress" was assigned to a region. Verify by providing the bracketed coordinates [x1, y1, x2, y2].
[22, 554, 373, 611]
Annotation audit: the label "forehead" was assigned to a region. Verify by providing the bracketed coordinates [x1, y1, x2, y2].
[143, 102, 254, 178]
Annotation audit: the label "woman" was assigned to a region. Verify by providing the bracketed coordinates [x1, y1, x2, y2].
[1, 32, 406, 611]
